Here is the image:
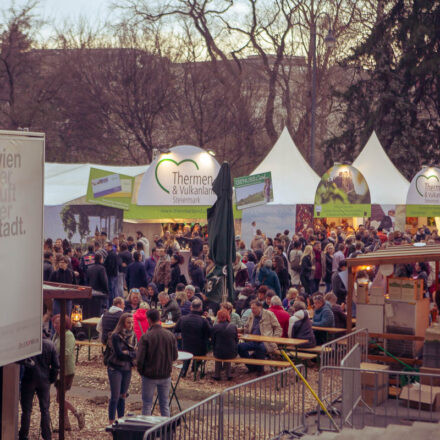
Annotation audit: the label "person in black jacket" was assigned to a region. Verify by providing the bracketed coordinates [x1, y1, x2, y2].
[86, 254, 109, 294]
[19, 335, 59, 440]
[212, 309, 238, 381]
[299, 245, 314, 298]
[126, 251, 148, 291]
[174, 299, 211, 376]
[189, 259, 206, 292]
[104, 241, 120, 306]
[168, 254, 182, 294]
[43, 251, 53, 281]
[98, 297, 125, 344]
[322, 244, 334, 293]
[49, 255, 76, 316]
[106, 313, 137, 424]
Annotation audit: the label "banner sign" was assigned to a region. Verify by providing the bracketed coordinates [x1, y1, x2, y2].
[136, 145, 220, 206]
[234, 172, 273, 209]
[314, 164, 371, 217]
[0, 131, 44, 366]
[406, 167, 440, 216]
[87, 168, 134, 210]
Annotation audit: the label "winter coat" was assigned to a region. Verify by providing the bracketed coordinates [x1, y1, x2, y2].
[108, 330, 137, 371]
[160, 299, 181, 323]
[177, 299, 192, 316]
[169, 262, 181, 294]
[133, 308, 149, 341]
[212, 322, 238, 359]
[312, 302, 335, 328]
[86, 263, 109, 294]
[126, 261, 148, 291]
[268, 305, 290, 338]
[276, 268, 290, 298]
[288, 310, 316, 348]
[322, 253, 333, 284]
[243, 309, 282, 353]
[174, 311, 212, 356]
[118, 250, 134, 274]
[258, 266, 281, 296]
[136, 324, 178, 379]
[153, 257, 171, 288]
[189, 265, 205, 292]
[43, 260, 53, 282]
[145, 257, 157, 283]
[104, 250, 119, 278]
[49, 267, 76, 285]
[98, 306, 123, 344]
[300, 255, 313, 280]
[331, 304, 347, 329]
[250, 235, 265, 252]
[313, 249, 322, 280]
[332, 271, 347, 304]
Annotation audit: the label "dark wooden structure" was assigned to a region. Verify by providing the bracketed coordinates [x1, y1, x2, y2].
[43, 282, 91, 440]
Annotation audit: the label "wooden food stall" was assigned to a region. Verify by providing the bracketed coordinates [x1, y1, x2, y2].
[345, 245, 440, 361]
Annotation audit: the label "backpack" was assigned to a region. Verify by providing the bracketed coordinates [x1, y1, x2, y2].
[290, 251, 301, 272]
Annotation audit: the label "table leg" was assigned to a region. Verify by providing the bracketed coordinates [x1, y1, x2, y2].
[88, 326, 92, 361]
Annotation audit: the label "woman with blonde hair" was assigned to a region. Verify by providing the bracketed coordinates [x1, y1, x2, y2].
[124, 288, 142, 313]
[322, 243, 335, 293]
[300, 245, 315, 298]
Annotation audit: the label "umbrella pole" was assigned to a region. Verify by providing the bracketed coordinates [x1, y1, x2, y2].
[222, 275, 228, 303]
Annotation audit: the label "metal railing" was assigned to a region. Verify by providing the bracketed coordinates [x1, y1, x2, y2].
[318, 366, 440, 431]
[318, 328, 369, 412]
[143, 366, 306, 440]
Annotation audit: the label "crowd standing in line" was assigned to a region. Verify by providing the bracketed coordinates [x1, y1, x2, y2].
[28, 222, 440, 434]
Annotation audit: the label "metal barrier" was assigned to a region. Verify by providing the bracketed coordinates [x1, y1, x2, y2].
[319, 328, 369, 413]
[318, 366, 440, 431]
[143, 366, 306, 440]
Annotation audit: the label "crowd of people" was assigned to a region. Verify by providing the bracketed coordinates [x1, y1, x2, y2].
[26, 221, 440, 438]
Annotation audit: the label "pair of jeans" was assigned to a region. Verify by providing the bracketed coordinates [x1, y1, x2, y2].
[117, 273, 125, 297]
[238, 341, 267, 372]
[141, 376, 171, 417]
[19, 379, 51, 440]
[214, 361, 231, 379]
[325, 281, 332, 293]
[108, 276, 118, 307]
[107, 367, 131, 421]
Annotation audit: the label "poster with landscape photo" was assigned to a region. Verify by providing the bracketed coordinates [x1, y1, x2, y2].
[234, 172, 273, 209]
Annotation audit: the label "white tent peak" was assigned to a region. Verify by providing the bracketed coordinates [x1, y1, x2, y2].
[352, 131, 409, 204]
[252, 127, 320, 204]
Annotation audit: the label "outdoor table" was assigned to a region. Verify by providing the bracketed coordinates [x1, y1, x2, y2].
[240, 334, 308, 357]
[81, 316, 101, 360]
[162, 322, 176, 329]
[152, 350, 193, 415]
[312, 326, 346, 343]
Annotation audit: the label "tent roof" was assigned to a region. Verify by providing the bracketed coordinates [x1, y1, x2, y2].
[252, 127, 320, 204]
[352, 132, 409, 205]
[44, 163, 149, 206]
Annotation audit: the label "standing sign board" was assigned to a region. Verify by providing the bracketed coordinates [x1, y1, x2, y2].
[86, 167, 134, 210]
[406, 167, 440, 216]
[234, 172, 273, 210]
[314, 164, 371, 218]
[0, 131, 44, 366]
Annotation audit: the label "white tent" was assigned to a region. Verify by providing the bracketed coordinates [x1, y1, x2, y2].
[44, 163, 150, 206]
[252, 127, 320, 204]
[352, 132, 409, 205]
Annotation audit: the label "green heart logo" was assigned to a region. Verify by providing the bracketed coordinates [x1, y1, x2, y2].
[155, 158, 199, 193]
[416, 174, 439, 197]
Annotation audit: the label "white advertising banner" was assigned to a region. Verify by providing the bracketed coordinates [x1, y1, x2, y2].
[0, 131, 44, 366]
[406, 166, 440, 216]
[136, 145, 220, 206]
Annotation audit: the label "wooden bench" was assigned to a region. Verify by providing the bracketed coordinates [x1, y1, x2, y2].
[367, 354, 422, 366]
[192, 355, 291, 381]
[75, 340, 105, 363]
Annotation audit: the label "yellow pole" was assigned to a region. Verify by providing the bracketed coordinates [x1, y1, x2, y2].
[280, 349, 340, 432]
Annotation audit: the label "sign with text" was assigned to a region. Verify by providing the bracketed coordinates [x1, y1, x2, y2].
[87, 167, 134, 210]
[136, 145, 220, 206]
[234, 172, 273, 209]
[406, 167, 440, 216]
[0, 131, 44, 366]
[314, 164, 371, 217]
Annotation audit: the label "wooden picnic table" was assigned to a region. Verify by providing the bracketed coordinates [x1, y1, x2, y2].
[240, 334, 308, 350]
[162, 322, 176, 329]
[81, 316, 100, 326]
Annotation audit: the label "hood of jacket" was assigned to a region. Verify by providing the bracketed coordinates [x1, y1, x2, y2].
[108, 305, 124, 314]
[133, 308, 148, 322]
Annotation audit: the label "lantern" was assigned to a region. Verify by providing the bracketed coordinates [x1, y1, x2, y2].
[71, 305, 83, 326]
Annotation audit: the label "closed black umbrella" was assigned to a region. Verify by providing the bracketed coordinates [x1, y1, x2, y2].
[206, 162, 236, 304]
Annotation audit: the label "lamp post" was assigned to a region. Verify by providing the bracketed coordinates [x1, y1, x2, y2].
[310, 14, 336, 170]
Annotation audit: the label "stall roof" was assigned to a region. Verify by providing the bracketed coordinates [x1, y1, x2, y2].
[252, 127, 320, 204]
[44, 163, 150, 206]
[346, 244, 440, 267]
[352, 132, 410, 205]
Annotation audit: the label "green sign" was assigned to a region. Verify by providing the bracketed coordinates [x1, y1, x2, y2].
[87, 168, 134, 210]
[314, 165, 371, 218]
[406, 204, 440, 217]
[234, 172, 273, 210]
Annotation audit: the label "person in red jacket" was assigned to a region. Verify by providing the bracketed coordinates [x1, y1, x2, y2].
[133, 302, 150, 341]
[268, 295, 290, 338]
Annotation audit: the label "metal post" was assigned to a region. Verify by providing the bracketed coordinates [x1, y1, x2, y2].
[59, 300, 66, 440]
[347, 268, 354, 332]
[310, 19, 317, 170]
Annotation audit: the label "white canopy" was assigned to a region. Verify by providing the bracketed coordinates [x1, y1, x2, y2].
[252, 127, 320, 204]
[352, 132, 409, 205]
[44, 163, 150, 206]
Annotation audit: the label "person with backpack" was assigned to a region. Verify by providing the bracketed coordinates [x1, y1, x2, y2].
[288, 241, 303, 287]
